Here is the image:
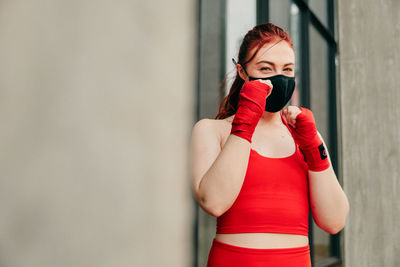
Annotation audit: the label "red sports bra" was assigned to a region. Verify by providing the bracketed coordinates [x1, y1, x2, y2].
[216, 114, 310, 236]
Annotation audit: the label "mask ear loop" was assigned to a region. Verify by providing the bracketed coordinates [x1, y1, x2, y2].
[232, 58, 249, 76]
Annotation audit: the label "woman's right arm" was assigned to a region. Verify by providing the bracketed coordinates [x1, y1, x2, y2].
[190, 80, 272, 217]
[190, 119, 251, 217]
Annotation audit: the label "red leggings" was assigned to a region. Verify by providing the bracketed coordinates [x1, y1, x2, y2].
[206, 238, 311, 267]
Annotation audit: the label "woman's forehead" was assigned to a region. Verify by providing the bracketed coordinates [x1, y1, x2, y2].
[250, 41, 295, 64]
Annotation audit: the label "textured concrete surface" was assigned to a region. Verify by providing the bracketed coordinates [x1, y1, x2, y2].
[338, 0, 400, 266]
[0, 1, 196, 266]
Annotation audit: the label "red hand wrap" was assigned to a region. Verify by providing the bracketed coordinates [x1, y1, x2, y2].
[230, 80, 272, 143]
[289, 107, 330, 171]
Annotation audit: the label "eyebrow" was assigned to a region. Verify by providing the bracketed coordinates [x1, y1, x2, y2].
[256, 60, 294, 66]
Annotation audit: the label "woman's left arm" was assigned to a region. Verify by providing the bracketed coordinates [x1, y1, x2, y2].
[308, 131, 350, 235]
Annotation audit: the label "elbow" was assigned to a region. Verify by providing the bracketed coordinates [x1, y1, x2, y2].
[324, 209, 349, 235]
[328, 201, 350, 234]
[326, 222, 345, 235]
[202, 202, 224, 218]
[204, 199, 226, 217]
[320, 200, 350, 235]
[196, 195, 224, 218]
[194, 185, 227, 217]
[208, 207, 223, 218]
[316, 212, 349, 235]
[193, 182, 231, 218]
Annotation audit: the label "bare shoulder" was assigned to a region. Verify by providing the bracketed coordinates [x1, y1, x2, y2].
[191, 116, 233, 149]
[191, 118, 222, 147]
[190, 118, 223, 197]
[190, 116, 233, 200]
[191, 118, 218, 138]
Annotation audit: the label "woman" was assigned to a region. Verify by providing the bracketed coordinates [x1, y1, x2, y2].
[190, 23, 349, 266]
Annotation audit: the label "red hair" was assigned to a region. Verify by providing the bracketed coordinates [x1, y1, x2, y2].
[215, 23, 294, 120]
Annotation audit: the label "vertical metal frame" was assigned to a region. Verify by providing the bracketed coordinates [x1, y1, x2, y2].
[219, 0, 227, 101]
[298, 0, 311, 109]
[193, 1, 202, 266]
[257, 0, 269, 24]
[327, 0, 341, 262]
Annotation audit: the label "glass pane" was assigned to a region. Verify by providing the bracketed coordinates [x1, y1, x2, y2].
[225, 0, 257, 95]
[289, 3, 301, 106]
[309, 24, 331, 263]
[269, 0, 291, 30]
[308, 0, 328, 29]
[270, 1, 302, 106]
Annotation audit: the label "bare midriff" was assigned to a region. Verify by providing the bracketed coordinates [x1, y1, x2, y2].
[215, 233, 309, 249]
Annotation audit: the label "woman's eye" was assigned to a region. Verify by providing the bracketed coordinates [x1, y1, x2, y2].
[284, 68, 293, 71]
[261, 67, 272, 71]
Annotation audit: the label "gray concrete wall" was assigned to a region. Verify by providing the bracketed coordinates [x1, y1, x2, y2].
[0, 1, 196, 266]
[337, 0, 400, 266]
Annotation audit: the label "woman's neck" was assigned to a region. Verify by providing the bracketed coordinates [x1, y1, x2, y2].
[259, 111, 282, 126]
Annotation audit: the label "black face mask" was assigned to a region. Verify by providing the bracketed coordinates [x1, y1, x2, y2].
[232, 58, 296, 112]
[248, 74, 296, 112]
